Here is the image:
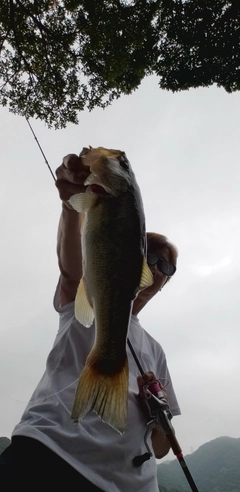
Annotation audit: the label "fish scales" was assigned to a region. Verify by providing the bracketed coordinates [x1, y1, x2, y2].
[69, 147, 153, 433]
[85, 195, 143, 366]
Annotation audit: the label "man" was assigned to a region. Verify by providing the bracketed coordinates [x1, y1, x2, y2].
[1, 153, 180, 491]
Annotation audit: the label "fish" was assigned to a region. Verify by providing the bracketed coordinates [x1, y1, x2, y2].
[68, 146, 153, 433]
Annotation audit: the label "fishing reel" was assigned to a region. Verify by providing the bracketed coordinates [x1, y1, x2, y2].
[143, 380, 173, 423]
[133, 379, 173, 467]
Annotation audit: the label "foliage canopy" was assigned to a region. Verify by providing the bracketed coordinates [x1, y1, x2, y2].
[1, 0, 239, 127]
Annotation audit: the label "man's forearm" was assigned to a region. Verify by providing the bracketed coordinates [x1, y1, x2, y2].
[57, 203, 83, 305]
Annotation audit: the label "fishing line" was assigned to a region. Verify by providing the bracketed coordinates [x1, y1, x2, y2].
[26, 117, 56, 181]
[127, 338, 169, 388]
[127, 338, 144, 375]
[2, 378, 79, 405]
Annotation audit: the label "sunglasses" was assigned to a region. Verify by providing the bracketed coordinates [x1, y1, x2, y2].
[147, 252, 176, 277]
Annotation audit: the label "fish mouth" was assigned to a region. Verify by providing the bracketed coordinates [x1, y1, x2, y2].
[90, 184, 112, 196]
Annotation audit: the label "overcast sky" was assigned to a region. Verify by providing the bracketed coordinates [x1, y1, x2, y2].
[0, 76, 239, 462]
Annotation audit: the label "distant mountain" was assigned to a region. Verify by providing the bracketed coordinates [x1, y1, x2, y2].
[158, 436, 240, 492]
[0, 437, 10, 455]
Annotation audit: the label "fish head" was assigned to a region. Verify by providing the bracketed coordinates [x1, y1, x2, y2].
[81, 147, 135, 197]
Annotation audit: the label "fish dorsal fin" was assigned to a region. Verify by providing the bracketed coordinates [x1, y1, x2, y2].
[75, 278, 95, 327]
[139, 258, 153, 290]
[69, 192, 97, 213]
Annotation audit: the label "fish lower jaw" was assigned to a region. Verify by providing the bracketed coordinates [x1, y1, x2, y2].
[84, 173, 114, 196]
[87, 184, 114, 196]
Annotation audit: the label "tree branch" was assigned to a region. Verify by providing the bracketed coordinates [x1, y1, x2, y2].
[14, 0, 77, 59]
[9, 0, 34, 75]
[14, 0, 52, 36]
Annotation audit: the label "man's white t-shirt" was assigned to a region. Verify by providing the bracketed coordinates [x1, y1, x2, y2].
[13, 288, 180, 492]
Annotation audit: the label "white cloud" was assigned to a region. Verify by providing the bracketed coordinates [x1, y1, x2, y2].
[192, 254, 233, 276]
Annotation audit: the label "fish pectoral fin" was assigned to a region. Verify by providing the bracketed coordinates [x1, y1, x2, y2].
[139, 257, 153, 290]
[68, 191, 97, 213]
[71, 359, 128, 434]
[75, 278, 94, 327]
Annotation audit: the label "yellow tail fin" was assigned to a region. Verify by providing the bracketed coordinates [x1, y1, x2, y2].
[71, 360, 129, 434]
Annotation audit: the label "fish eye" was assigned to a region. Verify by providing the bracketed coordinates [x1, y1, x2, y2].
[119, 157, 129, 170]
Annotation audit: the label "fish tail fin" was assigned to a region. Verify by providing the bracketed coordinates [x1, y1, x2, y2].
[71, 359, 128, 434]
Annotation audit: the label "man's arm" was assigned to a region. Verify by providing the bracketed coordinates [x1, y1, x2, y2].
[55, 153, 90, 306]
[56, 204, 83, 306]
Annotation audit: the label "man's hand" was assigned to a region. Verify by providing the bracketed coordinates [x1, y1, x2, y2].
[137, 371, 157, 396]
[151, 427, 171, 459]
[55, 153, 90, 207]
[136, 371, 158, 417]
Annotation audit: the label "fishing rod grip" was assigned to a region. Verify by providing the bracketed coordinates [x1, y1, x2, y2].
[165, 428, 183, 458]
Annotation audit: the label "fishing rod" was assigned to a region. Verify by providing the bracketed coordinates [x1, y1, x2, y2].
[25, 117, 56, 182]
[127, 338, 199, 492]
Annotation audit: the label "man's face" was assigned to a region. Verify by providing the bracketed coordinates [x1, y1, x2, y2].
[132, 240, 177, 315]
[134, 245, 172, 312]
[144, 245, 171, 295]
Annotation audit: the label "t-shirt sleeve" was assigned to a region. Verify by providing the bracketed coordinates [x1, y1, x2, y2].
[156, 352, 181, 417]
[53, 276, 74, 313]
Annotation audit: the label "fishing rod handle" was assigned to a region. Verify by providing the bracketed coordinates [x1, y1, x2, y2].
[165, 430, 183, 458]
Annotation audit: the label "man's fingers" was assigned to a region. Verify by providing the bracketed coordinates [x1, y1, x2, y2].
[55, 152, 91, 205]
[55, 179, 86, 202]
[62, 154, 81, 171]
[137, 371, 156, 389]
[55, 163, 89, 185]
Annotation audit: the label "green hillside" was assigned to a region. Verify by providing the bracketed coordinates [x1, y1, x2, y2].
[158, 436, 240, 492]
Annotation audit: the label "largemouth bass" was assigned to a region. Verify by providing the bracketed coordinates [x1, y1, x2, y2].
[69, 146, 153, 433]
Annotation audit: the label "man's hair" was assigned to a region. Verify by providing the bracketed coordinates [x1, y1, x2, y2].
[146, 232, 178, 285]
